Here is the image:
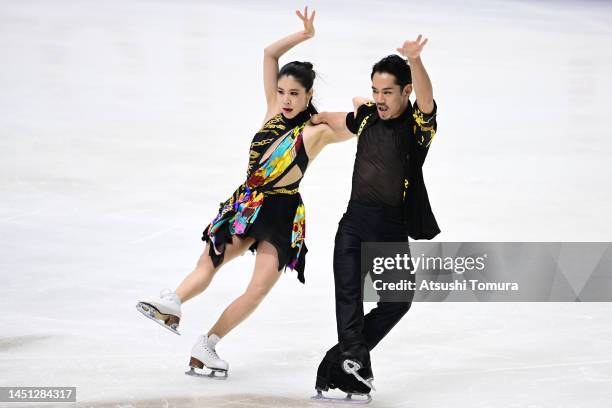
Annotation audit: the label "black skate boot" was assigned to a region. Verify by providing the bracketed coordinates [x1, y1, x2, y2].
[340, 342, 375, 391]
[315, 344, 341, 391]
[312, 345, 372, 404]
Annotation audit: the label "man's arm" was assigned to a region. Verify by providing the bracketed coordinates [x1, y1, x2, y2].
[396, 35, 434, 114]
[351, 96, 372, 116]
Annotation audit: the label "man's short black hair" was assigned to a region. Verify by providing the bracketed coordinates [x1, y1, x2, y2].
[371, 55, 412, 89]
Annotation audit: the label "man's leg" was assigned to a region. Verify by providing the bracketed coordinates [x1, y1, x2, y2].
[361, 224, 414, 349]
[315, 215, 372, 391]
[315, 214, 372, 393]
[332, 216, 369, 360]
[362, 301, 412, 348]
[317, 223, 412, 390]
[319, 301, 411, 359]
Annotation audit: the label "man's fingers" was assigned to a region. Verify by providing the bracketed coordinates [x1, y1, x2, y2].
[310, 9, 316, 22]
[396, 36, 429, 57]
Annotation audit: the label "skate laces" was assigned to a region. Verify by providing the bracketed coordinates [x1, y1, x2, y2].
[200, 336, 222, 360]
[208, 347, 220, 360]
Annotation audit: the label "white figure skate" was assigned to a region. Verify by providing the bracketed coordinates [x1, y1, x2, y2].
[185, 334, 229, 379]
[136, 289, 182, 335]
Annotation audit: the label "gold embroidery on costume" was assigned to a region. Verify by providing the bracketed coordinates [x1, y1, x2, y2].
[357, 114, 372, 138]
[412, 108, 436, 148]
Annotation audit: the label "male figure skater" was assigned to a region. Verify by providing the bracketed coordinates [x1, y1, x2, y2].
[311, 35, 440, 399]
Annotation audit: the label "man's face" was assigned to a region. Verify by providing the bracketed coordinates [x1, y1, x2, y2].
[371, 72, 412, 120]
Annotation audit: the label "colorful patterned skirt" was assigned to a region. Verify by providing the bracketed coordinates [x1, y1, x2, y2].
[201, 189, 307, 283]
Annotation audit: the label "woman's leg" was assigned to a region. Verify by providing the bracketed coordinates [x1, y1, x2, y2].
[207, 241, 281, 338]
[175, 235, 256, 303]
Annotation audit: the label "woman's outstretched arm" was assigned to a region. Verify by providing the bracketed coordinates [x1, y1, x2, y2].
[310, 97, 375, 144]
[263, 6, 316, 119]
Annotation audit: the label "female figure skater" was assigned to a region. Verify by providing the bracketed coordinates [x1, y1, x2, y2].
[136, 7, 349, 378]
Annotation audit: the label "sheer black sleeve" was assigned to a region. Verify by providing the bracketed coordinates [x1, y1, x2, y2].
[346, 102, 376, 135]
[412, 100, 438, 148]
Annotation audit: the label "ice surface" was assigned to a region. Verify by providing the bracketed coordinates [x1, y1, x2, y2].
[1, 0, 611, 407]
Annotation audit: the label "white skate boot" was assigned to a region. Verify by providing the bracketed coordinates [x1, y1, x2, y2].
[185, 334, 229, 379]
[136, 289, 182, 335]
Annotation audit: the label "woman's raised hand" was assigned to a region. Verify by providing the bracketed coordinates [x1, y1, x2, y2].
[296, 6, 316, 38]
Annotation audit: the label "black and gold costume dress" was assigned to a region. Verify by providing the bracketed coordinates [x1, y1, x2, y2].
[202, 110, 311, 283]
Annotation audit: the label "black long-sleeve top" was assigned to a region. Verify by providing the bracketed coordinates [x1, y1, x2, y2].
[345, 100, 440, 239]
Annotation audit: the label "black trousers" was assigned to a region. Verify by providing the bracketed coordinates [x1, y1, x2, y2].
[333, 200, 414, 355]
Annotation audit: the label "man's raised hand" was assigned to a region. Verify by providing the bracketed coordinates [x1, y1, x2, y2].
[396, 34, 428, 60]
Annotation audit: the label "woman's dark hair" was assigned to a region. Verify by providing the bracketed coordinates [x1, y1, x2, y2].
[278, 61, 318, 115]
[371, 55, 412, 89]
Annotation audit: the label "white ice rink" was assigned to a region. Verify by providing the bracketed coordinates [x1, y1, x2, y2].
[1, 0, 612, 407]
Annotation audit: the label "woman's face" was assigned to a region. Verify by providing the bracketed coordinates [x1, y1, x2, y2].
[277, 75, 312, 119]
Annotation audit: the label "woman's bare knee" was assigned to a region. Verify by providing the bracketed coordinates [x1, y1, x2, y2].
[242, 241, 282, 304]
[243, 282, 273, 305]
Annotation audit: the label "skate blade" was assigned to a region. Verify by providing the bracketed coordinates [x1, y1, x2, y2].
[135, 302, 181, 335]
[311, 390, 371, 404]
[342, 360, 376, 391]
[185, 367, 228, 380]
